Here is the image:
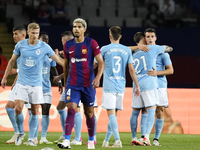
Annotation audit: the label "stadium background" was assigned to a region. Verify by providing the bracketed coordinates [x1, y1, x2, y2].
[0, 0, 200, 134]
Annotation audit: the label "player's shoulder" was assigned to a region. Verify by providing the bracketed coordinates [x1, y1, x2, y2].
[16, 39, 27, 46]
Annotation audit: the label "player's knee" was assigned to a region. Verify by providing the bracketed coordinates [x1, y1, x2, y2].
[15, 106, 22, 115]
[84, 111, 93, 118]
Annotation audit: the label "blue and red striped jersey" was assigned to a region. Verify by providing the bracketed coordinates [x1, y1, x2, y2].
[64, 37, 101, 87]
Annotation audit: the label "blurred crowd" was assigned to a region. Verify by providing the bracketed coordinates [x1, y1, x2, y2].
[0, 0, 199, 28]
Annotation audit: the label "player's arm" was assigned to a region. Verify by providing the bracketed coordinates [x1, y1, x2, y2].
[63, 58, 69, 87]
[1, 54, 18, 88]
[165, 45, 173, 52]
[129, 45, 149, 52]
[92, 53, 105, 89]
[51, 67, 63, 94]
[93, 61, 98, 69]
[128, 63, 140, 97]
[50, 54, 64, 67]
[147, 64, 174, 76]
[53, 73, 64, 84]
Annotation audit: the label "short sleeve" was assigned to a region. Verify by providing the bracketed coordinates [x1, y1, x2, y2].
[45, 43, 55, 57]
[91, 39, 101, 57]
[162, 53, 172, 66]
[13, 42, 21, 56]
[50, 59, 56, 67]
[127, 48, 134, 64]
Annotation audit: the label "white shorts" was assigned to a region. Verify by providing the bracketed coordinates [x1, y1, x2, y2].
[60, 91, 98, 107]
[25, 103, 31, 109]
[43, 92, 52, 104]
[102, 92, 124, 110]
[7, 86, 17, 102]
[131, 89, 158, 109]
[14, 83, 43, 104]
[157, 88, 168, 107]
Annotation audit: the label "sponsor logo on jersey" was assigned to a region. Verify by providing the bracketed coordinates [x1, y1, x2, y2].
[36, 49, 40, 55]
[71, 58, 87, 63]
[82, 49, 87, 54]
[25, 57, 35, 67]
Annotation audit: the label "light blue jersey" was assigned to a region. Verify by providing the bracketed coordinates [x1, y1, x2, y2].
[156, 53, 172, 88]
[132, 45, 166, 92]
[14, 39, 55, 86]
[101, 43, 133, 93]
[42, 56, 56, 93]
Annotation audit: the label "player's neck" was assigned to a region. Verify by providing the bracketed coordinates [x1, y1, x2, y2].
[111, 39, 119, 44]
[75, 36, 85, 43]
[28, 39, 38, 46]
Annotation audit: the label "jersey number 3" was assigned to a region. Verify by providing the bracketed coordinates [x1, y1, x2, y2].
[113, 56, 121, 73]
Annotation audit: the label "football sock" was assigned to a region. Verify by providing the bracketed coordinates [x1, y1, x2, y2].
[94, 116, 97, 141]
[130, 110, 140, 138]
[86, 115, 95, 141]
[74, 112, 82, 141]
[29, 114, 39, 139]
[28, 110, 32, 127]
[5, 107, 19, 133]
[65, 108, 75, 140]
[146, 108, 156, 135]
[154, 117, 164, 140]
[109, 115, 120, 141]
[41, 115, 49, 138]
[141, 113, 148, 137]
[58, 109, 67, 136]
[105, 121, 112, 142]
[16, 112, 24, 133]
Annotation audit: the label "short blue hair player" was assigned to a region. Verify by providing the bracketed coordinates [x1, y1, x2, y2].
[57, 18, 104, 149]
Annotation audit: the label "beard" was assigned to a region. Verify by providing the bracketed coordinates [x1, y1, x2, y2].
[74, 35, 79, 38]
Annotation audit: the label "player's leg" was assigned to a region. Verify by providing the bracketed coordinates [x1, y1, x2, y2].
[54, 91, 67, 143]
[140, 108, 148, 140]
[85, 96, 98, 145]
[130, 92, 145, 146]
[153, 106, 164, 146]
[143, 90, 157, 146]
[153, 88, 168, 146]
[71, 104, 82, 145]
[5, 98, 19, 144]
[40, 92, 53, 144]
[14, 84, 28, 145]
[27, 85, 43, 146]
[57, 88, 80, 149]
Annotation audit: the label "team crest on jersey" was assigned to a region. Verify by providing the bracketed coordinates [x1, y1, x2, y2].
[36, 49, 40, 55]
[67, 96, 70, 100]
[82, 49, 87, 54]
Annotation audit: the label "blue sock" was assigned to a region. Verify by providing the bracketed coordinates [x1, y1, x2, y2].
[109, 115, 120, 141]
[146, 109, 156, 135]
[15, 112, 24, 133]
[58, 109, 67, 136]
[105, 121, 112, 142]
[41, 115, 49, 138]
[130, 110, 140, 138]
[5, 107, 19, 133]
[74, 112, 82, 141]
[29, 115, 39, 139]
[154, 118, 164, 140]
[141, 113, 148, 137]
[94, 116, 97, 136]
[28, 110, 31, 128]
[33, 118, 39, 139]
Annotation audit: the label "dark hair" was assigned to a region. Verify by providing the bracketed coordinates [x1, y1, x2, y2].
[144, 28, 156, 36]
[13, 26, 26, 32]
[134, 32, 145, 44]
[109, 26, 121, 41]
[39, 31, 48, 38]
[61, 31, 73, 37]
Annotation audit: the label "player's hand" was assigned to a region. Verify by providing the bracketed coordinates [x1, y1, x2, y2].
[138, 45, 149, 52]
[134, 87, 140, 98]
[53, 75, 61, 84]
[59, 51, 64, 58]
[92, 77, 100, 89]
[55, 49, 59, 56]
[147, 67, 157, 76]
[1, 78, 7, 89]
[58, 82, 63, 94]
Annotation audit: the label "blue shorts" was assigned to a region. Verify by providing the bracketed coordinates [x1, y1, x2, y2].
[65, 86, 96, 107]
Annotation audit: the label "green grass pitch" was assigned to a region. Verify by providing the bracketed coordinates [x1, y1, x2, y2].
[0, 131, 200, 150]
